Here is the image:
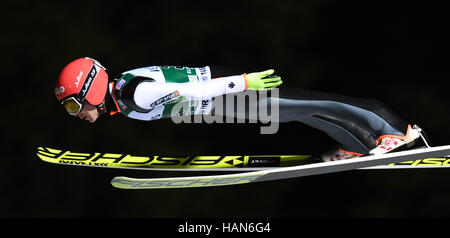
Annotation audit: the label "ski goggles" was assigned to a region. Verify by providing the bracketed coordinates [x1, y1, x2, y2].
[61, 96, 84, 115]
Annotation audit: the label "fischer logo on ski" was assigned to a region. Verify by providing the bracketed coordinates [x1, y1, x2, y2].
[36, 147, 309, 170]
[112, 174, 265, 189]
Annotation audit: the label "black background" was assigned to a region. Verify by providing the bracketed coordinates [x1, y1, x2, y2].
[2, 0, 450, 227]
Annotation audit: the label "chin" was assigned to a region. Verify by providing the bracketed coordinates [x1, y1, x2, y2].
[84, 116, 97, 123]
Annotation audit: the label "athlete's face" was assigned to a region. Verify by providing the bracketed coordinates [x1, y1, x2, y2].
[75, 101, 100, 123]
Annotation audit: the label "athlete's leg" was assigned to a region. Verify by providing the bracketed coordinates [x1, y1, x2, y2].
[274, 86, 409, 154]
[210, 86, 409, 155]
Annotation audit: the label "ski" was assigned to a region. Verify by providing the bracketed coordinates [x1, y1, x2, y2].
[110, 145, 450, 189]
[36, 147, 311, 171]
[36, 146, 450, 171]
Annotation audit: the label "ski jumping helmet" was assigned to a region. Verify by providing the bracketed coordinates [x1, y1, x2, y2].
[55, 57, 108, 115]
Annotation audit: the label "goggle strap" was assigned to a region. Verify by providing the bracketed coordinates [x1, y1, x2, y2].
[77, 64, 99, 101]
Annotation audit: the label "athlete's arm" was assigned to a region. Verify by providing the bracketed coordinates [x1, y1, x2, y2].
[133, 69, 282, 110]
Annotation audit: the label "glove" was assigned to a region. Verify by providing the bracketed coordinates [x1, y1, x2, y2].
[245, 69, 282, 90]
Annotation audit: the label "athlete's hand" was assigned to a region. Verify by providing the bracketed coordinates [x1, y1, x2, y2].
[245, 69, 282, 90]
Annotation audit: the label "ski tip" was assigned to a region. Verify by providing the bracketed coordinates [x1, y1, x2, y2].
[110, 176, 134, 189]
[36, 146, 59, 163]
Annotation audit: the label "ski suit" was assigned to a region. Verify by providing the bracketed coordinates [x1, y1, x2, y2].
[105, 66, 408, 155]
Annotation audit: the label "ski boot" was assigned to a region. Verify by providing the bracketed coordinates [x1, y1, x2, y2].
[319, 124, 427, 162]
[369, 124, 425, 155]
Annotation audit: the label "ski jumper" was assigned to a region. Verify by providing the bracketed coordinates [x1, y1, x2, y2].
[106, 66, 409, 155]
